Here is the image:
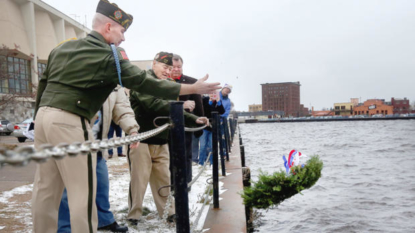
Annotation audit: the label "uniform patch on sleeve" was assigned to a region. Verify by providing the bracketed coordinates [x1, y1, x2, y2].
[120, 50, 129, 60]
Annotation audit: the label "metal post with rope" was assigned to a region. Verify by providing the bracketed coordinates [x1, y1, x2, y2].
[212, 112, 220, 209]
[223, 117, 231, 160]
[169, 102, 190, 233]
[218, 120, 226, 177]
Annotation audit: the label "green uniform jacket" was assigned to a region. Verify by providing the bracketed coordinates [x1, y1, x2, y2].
[34, 31, 181, 120]
[130, 70, 199, 145]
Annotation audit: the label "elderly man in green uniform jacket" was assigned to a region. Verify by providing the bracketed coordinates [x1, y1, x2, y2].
[31, 1, 220, 233]
[127, 52, 208, 224]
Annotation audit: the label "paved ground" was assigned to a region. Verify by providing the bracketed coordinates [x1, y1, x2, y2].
[203, 132, 247, 233]
[0, 136, 36, 192]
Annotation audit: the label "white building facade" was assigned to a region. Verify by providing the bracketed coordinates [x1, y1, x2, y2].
[0, 0, 90, 122]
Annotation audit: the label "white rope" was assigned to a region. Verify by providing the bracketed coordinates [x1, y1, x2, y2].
[184, 125, 208, 132]
[188, 152, 212, 188]
[191, 182, 213, 233]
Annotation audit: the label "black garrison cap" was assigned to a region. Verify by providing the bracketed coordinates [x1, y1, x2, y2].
[154, 52, 173, 66]
[96, 0, 133, 31]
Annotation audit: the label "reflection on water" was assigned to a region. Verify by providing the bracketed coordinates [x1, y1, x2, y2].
[240, 120, 415, 233]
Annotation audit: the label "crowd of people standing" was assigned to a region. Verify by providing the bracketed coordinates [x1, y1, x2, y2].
[30, 1, 233, 232]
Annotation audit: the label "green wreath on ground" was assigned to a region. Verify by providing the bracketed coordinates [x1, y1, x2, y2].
[241, 155, 323, 209]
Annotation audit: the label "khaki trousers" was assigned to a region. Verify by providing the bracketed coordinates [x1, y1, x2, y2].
[32, 107, 97, 233]
[127, 143, 175, 219]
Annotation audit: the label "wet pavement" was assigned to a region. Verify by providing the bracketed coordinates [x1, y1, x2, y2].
[203, 132, 247, 233]
[0, 136, 36, 192]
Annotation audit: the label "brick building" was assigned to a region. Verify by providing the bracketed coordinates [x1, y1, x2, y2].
[333, 102, 355, 116]
[353, 99, 393, 116]
[261, 82, 304, 117]
[300, 104, 309, 116]
[391, 97, 410, 114]
[248, 104, 262, 112]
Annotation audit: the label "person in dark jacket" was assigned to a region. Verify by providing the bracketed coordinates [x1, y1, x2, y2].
[198, 93, 225, 165]
[127, 52, 208, 224]
[170, 54, 204, 187]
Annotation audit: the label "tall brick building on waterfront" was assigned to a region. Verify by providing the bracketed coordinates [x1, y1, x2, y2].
[261, 82, 307, 117]
[391, 97, 410, 114]
[353, 99, 393, 116]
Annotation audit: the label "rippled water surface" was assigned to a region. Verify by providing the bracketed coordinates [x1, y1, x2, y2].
[240, 120, 415, 233]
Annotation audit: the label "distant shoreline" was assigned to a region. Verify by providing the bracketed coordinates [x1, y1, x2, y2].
[240, 116, 415, 123]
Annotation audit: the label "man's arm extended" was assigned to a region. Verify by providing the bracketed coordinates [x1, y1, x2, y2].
[179, 74, 221, 95]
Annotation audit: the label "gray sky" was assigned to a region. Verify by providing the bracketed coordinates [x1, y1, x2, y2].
[43, 0, 415, 111]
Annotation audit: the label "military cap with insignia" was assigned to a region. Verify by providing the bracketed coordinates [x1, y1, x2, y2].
[96, 0, 133, 31]
[153, 52, 173, 66]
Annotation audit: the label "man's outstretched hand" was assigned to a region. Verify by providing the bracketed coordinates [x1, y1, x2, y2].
[193, 74, 221, 94]
[179, 74, 221, 95]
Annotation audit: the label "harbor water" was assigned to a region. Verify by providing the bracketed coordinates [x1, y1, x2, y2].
[240, 120, 415, 233]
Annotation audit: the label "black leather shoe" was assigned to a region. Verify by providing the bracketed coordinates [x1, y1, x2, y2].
[127, 218, 139, 225]
[167, 214, 176, 223]
[97, 221, 128, 232]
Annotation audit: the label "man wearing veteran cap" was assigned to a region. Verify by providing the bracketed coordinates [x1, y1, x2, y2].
[31, 1, 220, 232]
[127, 52, 209, 224]
[171, 54, 205, 190]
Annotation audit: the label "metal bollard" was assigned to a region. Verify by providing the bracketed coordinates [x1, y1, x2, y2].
[218, 123, 226, 177]
[170, 102, 190, 233]
[240, 145, 246, 168]
[242, 167, 253, 232]
[223, 118, 231, 160]
[231, 119, 236, 142]
[212, 112, 220, 209]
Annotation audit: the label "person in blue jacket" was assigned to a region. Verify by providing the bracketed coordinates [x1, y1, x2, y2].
[219, 84, 232, 158]
[198, 93, 225, 165]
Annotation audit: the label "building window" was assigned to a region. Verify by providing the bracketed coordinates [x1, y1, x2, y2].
[38, 63, 47, 79]
[0, 56, 31, 95]
[341, 106, 346, 110]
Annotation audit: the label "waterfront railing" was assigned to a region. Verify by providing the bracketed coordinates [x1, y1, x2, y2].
[0, 102, 239, 233]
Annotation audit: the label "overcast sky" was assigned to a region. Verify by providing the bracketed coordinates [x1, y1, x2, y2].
[42, 0, 415, 111]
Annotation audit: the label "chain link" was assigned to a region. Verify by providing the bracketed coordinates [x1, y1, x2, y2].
[161, 191, 174, 224]
[0, 123, 171, 168]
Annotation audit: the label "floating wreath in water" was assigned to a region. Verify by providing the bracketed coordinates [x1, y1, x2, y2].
[241, 154, 323, 209]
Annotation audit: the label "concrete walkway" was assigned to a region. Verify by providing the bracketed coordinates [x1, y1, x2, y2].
[203, 132, 246, 233]
[0, 137, 36, 192]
